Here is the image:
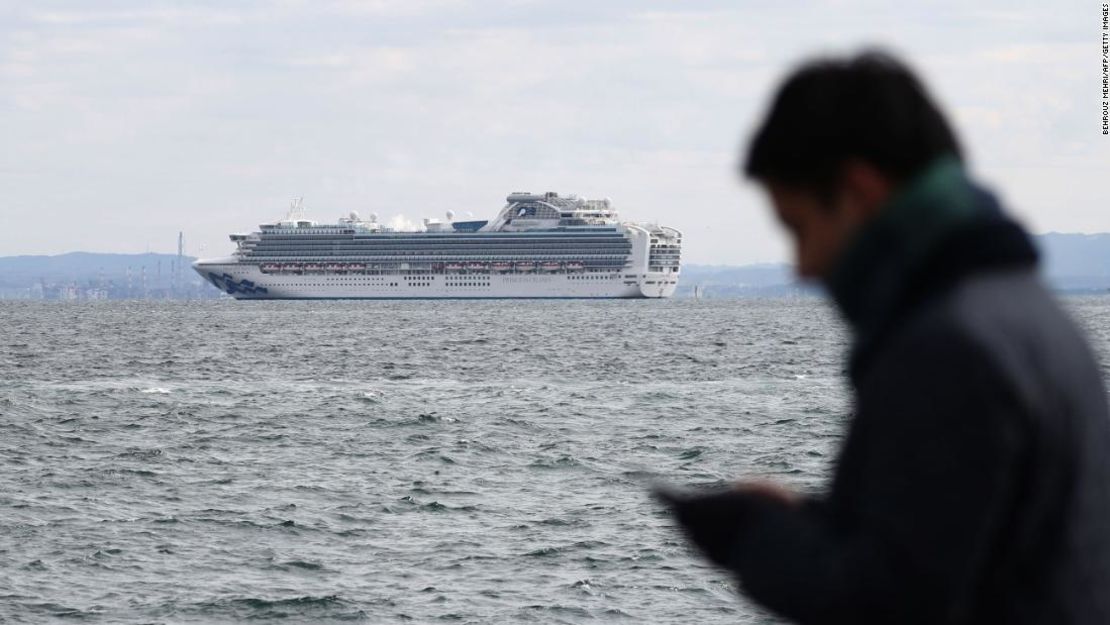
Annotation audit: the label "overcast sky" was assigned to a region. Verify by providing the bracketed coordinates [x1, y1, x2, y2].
[1, 0, 1105, 264]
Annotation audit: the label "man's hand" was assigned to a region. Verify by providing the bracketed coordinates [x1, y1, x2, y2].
[733, 479, 802, 507]
[657, 480, 800, 567]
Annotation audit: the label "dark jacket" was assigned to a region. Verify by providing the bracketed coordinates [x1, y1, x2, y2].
[668, 160, 1110, 624]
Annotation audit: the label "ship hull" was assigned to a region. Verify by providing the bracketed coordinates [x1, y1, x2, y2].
[194, 261, 678, 299]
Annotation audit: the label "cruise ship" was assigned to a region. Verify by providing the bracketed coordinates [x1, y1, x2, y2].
[193, 192, 681, 299]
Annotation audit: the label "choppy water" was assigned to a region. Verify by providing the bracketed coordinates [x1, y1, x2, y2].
[3, 297, 1110, 624]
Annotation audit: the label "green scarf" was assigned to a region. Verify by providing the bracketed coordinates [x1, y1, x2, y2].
[824, 156, 985, 333]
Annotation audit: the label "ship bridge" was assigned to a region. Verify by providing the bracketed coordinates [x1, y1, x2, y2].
[483, 191, 618, 232]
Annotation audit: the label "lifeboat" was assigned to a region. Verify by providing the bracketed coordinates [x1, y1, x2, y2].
[541, 262, 562, 271]
[515, 261, 535, 270]
[260, 263, 280, 273]
[304, 264, 321, 272]
[467, 262, 487, 270]
[492, 262, 512, 271]
[445, 263, 464, 271]
[566, 261, 585, 271]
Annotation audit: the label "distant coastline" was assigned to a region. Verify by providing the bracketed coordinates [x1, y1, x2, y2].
[674, 231, 1110, 298]
[0, 252, 215, 300]
[3, 232, 1109, 300]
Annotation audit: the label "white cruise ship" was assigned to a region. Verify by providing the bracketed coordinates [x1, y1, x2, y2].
[193, 192, 681, 299]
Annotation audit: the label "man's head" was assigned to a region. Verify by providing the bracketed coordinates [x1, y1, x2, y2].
[744, 50, 962, 278]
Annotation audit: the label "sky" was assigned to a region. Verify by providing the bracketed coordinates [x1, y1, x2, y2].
[0, 0, 1106, 264]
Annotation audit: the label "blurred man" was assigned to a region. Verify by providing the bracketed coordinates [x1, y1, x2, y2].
[662, 51, 1110, 624]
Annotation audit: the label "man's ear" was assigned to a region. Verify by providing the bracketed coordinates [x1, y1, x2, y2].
[839, 160, 895, 219]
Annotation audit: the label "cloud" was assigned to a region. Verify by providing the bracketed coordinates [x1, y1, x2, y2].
[28, 7, 249, 27]
[0, 1, 1104, 262]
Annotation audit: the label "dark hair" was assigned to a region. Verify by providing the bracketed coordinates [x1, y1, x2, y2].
[743, 50, 962, 200]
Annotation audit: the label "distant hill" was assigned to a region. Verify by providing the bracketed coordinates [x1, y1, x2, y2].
[679, 233, 1110, 297]
[1036, 233, 1110, 291]
[676, 263, 806, 298]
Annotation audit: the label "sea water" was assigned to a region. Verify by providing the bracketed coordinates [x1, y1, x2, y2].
[3, 297, 1109, 623]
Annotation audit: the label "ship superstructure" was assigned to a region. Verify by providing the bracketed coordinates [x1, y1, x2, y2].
[193, 192, 681, 299]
